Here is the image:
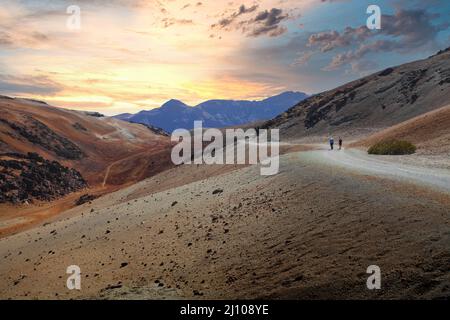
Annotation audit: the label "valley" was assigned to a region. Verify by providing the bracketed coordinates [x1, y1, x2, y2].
[0, 48, 449, 300]
[1, 143, 449, 299]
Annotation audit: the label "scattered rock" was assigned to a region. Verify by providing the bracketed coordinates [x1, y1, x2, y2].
[103, 284, 123, 291]
[72, 122, 87, 132]
[84, 111, 104, 118]
[378, 67, 394, 77]
[76, 194, 98, 206]
[193, 290, 203, 296]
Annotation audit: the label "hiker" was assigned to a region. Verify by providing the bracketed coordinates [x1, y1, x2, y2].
[339, 137, 343, 150]
[329, 137, 334, 150]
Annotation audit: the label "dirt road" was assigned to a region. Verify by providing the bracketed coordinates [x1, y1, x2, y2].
[302, 146, 450, 192]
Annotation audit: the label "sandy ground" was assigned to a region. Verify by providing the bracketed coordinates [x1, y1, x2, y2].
[0, 144, 305, 239]
[0, 145, 449, 300]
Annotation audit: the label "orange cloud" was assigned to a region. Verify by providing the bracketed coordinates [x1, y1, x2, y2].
[0, 0, 317, 114]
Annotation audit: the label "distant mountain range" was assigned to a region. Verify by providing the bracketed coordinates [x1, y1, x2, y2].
[113, 91, 308, 132]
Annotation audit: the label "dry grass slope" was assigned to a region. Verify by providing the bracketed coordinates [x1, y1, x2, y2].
[352, 105, 450, 156]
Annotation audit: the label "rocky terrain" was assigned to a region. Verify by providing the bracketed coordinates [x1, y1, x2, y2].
[0, 152, 86, 204]
[0, 97, 173, 188]
[0, 149, 448, 300]
[75, 194, 99, 206]
[0, 97, 173, 233]
[0, 116, 85, 160]
[137, 123, 169, 137]
[261, 48, 450, 141]
[0, 50, 449, 300]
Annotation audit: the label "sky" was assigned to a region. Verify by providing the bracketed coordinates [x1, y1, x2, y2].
[0, 0, 449, 115]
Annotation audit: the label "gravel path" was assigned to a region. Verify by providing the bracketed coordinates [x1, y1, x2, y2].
[302, 146, 450, 193]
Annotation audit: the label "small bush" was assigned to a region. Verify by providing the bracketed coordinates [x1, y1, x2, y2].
[368, 139, 416, 155]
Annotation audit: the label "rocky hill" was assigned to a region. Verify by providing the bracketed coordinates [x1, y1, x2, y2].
[261, 48, 450, 141]
[0, 116, 85, 160]
[0, 97, 174, 204]
[0, 152, 86, 204]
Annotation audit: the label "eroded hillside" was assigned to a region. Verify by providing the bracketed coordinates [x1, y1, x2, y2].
[262, 48, 450, 141]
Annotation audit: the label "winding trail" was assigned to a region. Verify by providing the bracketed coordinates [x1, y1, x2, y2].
[102, 161, 115, 187]
[101, 151, 149, 187]
[301, 145, 450, 193]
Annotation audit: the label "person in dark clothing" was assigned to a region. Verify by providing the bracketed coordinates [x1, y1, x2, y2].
[329, 137, 334, 150]
[339, 137, 343, 150]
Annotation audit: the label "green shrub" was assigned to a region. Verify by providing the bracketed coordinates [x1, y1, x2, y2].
[368, 139, 416, 155]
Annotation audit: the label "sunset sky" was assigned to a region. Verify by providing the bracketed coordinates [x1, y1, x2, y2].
[0, 0, 449, 115]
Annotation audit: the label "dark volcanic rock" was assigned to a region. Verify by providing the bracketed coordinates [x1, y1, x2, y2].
[302, 80, 367, 129]
[84, 111, 104, 118]
[131, 122, 169, 137]
[378, 67, 394, 77]
[72, 122, 88, 132]
[0, 116, 85, 160]
[260, 47, 450, 139]
[0, 152, 87, 204]
[75, 194, 98, 206]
